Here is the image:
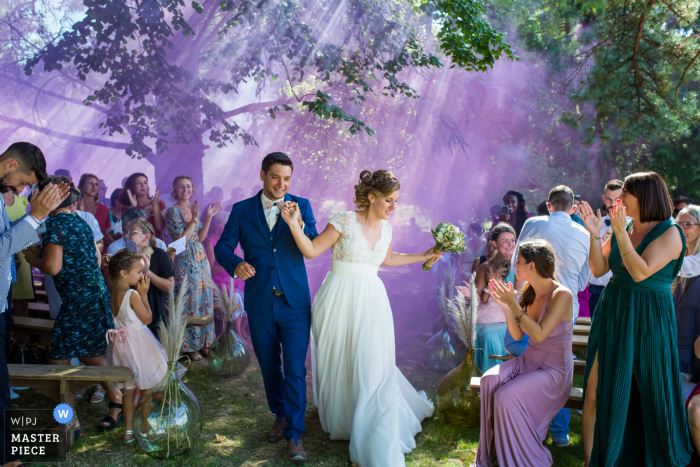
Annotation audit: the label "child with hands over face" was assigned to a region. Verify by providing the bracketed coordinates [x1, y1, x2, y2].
[106, 250, 172, 443]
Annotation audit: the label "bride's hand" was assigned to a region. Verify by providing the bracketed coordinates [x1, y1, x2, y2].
[280, 202, 300, 225]
[423, 246, 442, 262]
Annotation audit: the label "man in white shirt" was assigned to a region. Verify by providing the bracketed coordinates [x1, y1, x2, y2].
[514, 184, 591, 447]
[106, 207, 167, 255]
[588, 179, 624, 316]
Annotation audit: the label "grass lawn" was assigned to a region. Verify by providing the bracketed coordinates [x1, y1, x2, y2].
[16, 267, 586, 466]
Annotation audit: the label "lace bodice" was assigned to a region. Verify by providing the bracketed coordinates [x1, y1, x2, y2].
[328, 211, 392, 266]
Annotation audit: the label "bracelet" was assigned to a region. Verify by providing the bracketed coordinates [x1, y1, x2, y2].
[515, 310, 527, 324]
[621, 250, 634, 257]
[590, 235, 601, 241]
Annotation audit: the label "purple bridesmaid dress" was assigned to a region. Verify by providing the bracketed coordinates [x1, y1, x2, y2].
[475, 287, 573, 467]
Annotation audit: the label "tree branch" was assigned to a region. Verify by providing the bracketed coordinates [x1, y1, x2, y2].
[0, 115, 129, 149]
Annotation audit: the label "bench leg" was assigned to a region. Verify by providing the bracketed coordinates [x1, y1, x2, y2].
[58, 380, 76, 459]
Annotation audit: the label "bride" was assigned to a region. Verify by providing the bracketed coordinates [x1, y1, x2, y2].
[280, 170, 440, 466]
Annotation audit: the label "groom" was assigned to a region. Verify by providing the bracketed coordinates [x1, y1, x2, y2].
[215, 152, 318, 461]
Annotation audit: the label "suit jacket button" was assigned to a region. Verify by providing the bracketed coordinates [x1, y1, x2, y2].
[273, 248, 277, 252]
[270, 267, 275, 270]
[270, 237, 273, 240]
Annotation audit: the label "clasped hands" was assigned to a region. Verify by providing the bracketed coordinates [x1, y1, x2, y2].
[280, 202, 304, 228]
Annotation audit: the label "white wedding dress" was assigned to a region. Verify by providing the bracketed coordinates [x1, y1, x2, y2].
[310, 211, 434, 467]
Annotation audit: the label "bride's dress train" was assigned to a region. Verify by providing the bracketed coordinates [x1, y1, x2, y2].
[310, 211, 434, 467]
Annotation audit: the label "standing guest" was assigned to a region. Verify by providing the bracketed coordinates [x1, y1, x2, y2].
[474, 239, 574, 467]
[514, 185, 590, 447]
[587, 179, 623, 318]
[166, 176, 221, 360]
[0, 143, 67, 467]
[675, 195, 694, 218]
[98, 179, 109, 206]
[23, 176, 124, 433]
[124, 220, 174, 340]
[405, 217, 422, 249]
[473, 258, 510, 372]
[54, 169, 72, 182]
[120, 173, 166, 240]
[580, 172, 691, 466]
[202, 213, 248, 339]
[457, 223, 486, 279]
[1, 191, 32, 321]
[225, 187, 245, 210]
[205, 186, 224, 208]
[500, 190, 531, 236]
[77, 173, 111, 235]
[536, 201, 550, 216]
[107, 207, 167, 255]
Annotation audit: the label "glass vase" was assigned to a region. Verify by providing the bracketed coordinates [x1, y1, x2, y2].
[436, 347, 483, 427]
[208, 321, 251, 377]
[135, 362, 203, 458]
[421, 323, 465, 371]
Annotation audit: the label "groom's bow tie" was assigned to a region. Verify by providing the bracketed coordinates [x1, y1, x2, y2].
[263, 199, 284, 211]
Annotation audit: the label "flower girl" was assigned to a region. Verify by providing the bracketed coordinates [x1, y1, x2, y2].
[107, 250, 170, 443]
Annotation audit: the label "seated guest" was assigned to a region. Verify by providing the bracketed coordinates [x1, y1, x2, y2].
[2, 191, 32, 322]
[473, 258, 510, 372]
[98, 179, 109, 206]
[471, 238, 496, 274]
[202, 213, 247, 339]
[675, 206, 700, 403]
[54, 168, 72, 182]
[124, 220, 174, 339]
[120, 173, 166, 240]
[166, 175, 221, 361]
[107, 207, 167, 255]
[23, 176, 124, 432]
[474, 239, 573, 467]
[77, 173, 111, 235]
[104, 188, 123, 247]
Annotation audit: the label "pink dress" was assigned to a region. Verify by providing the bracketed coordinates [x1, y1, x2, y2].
[106, 289, 169, 391]
[475, 287, 573, 467]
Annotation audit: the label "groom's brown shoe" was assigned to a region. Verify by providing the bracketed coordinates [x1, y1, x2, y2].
[267, 416, 286, 442]
[287, 438, 307, 461]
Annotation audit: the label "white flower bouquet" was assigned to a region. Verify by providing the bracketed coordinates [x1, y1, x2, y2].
[423, 222, 466, 271]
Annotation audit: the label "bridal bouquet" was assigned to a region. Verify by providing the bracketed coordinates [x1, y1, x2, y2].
[423, 222, 466, 271]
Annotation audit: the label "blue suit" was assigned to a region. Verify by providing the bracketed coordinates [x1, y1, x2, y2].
[215, 191, 318, 440]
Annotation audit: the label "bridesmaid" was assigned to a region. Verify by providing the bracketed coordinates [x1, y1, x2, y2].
[579, 172, 692, 466]
[474, 239, 573, 467]
[165, 175, 221, 361]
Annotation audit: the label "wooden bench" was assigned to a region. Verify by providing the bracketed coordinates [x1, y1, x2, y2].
[489, 355, 587, 375]
[577, 317, 591, 326]
[469, 376, 583, 410]
[27, 302, 50, 320]
[572, 334, 588, 351]
[33, 279, 43, 290]
[9, 364, 134, 459]
[34, 289, 48, 303]
[573, 324, 590, 336]
[13, 317, 53, 350]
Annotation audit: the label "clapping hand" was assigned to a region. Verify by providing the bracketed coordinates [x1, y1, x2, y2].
[30, 182, 70, 221]
[489, 279, 518, 310]
[126, 189, 138, 207]
[206, 201, 222, 221]
[137, 274, 150, 295]
[456, 280, 471, 297]
[609, 199, 627, 234]
[579, 201, 603, 236]
[190, 201, 200, 223]
[151, 188, 160, 206]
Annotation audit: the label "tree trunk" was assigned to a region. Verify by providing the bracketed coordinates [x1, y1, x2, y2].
[151, 139, 207, 196]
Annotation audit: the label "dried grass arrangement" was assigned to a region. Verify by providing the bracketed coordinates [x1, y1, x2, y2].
[448, 272, 478, 349]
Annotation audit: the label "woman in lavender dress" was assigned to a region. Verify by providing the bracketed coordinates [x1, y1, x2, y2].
[474, 239, 573, 467]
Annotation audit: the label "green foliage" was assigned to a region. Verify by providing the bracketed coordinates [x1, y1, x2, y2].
[23, 0, 513, 158]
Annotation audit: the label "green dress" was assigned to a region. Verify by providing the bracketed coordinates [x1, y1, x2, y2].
[583, 219, 692, 466]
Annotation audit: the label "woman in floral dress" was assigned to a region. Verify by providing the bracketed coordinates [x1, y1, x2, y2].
[165, 175, 222, 360]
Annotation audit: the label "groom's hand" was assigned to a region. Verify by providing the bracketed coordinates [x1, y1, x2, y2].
[235, 261, 256, 280]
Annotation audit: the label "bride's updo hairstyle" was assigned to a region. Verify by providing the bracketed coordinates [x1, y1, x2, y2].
[353, 170, 400, 211]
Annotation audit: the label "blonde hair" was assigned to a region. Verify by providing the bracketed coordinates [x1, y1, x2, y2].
[127, 220, 157, 248]
[171, 175, 196, 200]
[352, 170, 400, 210]
[673, 204, 700, 294]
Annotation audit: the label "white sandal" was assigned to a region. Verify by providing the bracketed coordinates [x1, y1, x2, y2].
[124, 430, 135, 444]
